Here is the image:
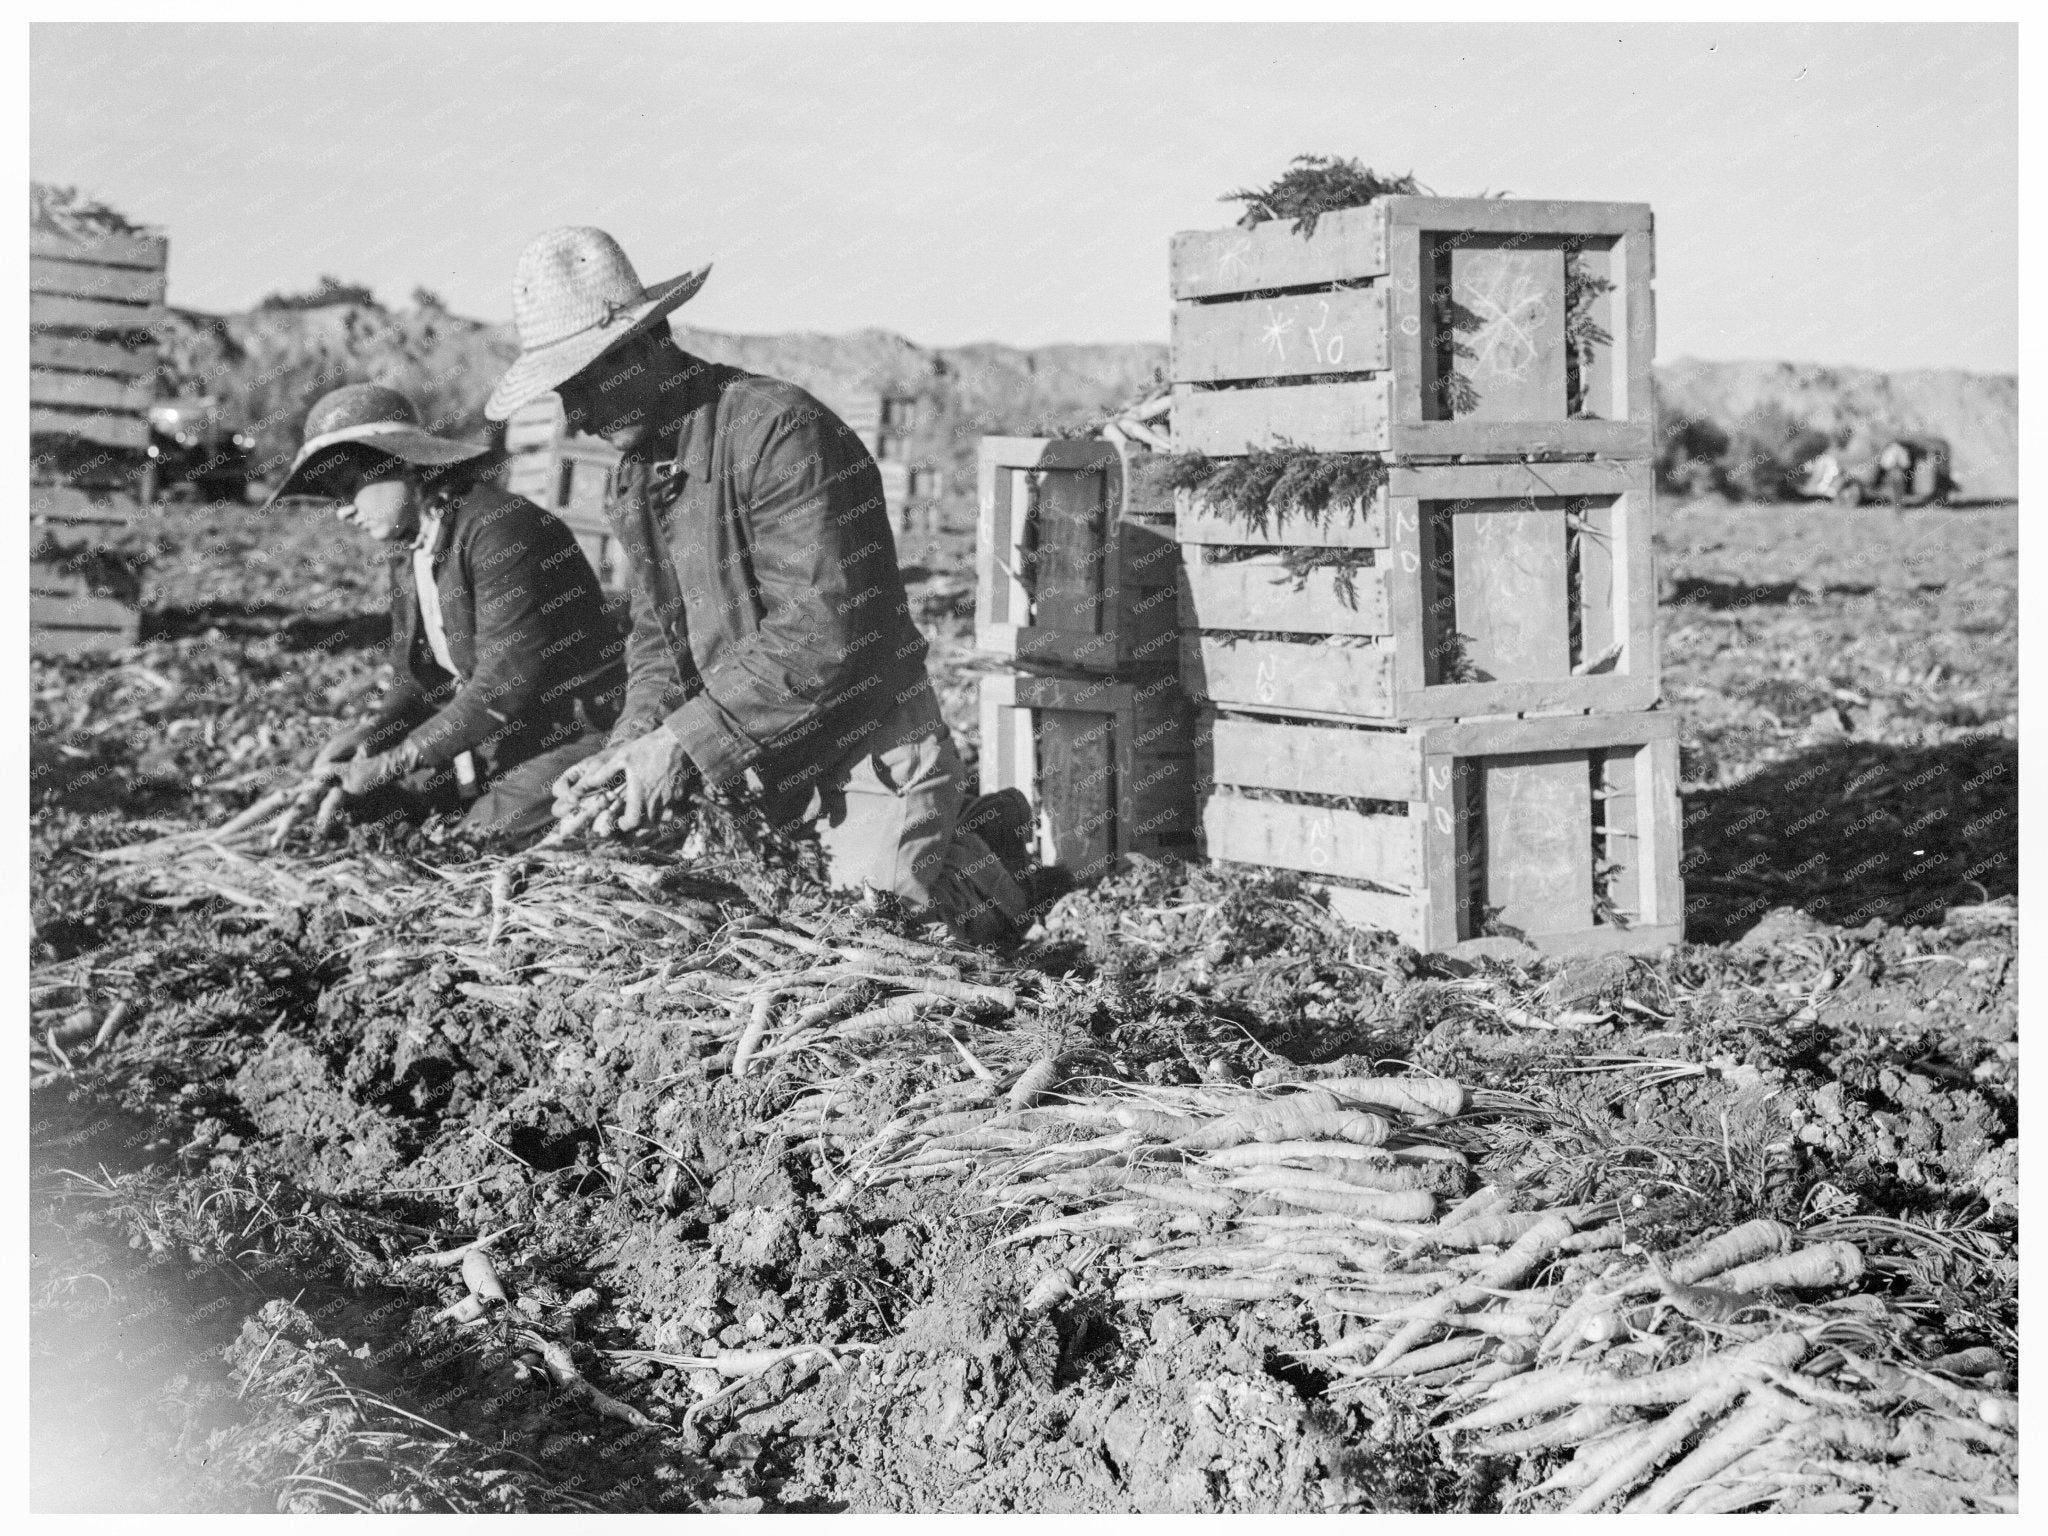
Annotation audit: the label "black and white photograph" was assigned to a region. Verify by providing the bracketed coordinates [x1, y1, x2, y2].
[25, 17, 2020, 1515]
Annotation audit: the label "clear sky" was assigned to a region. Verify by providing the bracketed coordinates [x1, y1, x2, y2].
[31, 22, 2017, 373]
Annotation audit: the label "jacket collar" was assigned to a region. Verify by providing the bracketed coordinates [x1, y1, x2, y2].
[645, 355, 726, 488]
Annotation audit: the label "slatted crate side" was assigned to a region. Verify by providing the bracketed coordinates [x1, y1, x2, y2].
[975, 436, 1178, 674]
[1194, 708, 1683, 955]
[978, 672, 1197, 883]
[30, 226, 170, 271]
[30, 334, 157, 377]
[31, 555, 139, 658]
[1169, 195, 1654, 459]
[30, 484, 141, 534]
[1176, 459, 1658, 724]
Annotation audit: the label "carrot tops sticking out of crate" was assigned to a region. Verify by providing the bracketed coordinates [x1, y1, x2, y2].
[1220, 154, 1428, 236]
[1161, 441, 1388, 540]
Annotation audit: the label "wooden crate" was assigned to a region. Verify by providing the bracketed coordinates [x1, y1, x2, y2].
[1198, 708, 1683, 955]
[1178, 458, 1657, 723]
[30, 225, 167, 454]
[979, 670, 1198, 884]
[32, 542, 139, 657]
[976, 436, 1180, 674]
[1171, 197, 1653, 459]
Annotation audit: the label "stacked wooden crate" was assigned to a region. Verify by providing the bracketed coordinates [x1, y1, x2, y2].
[30, 206, 167, 657]
[1172, 196, 1682, 955]
[974, 435, 1197, 884]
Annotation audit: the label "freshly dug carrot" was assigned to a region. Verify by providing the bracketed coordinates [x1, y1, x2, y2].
[1446, 1367, 1606, 1433]
[1284, 1156, 1436, 1193]
[834, 996, 941, 1038]
[1356, 1332, 1491, 1379]
[413, 1226, 516, 1268]
[1630, 1391, 1793, 1512]
[1667, 1219, 1796, 1285]
[1927, 1345, 2003, 1379]
[461, 1248, 508, 1303]
[1579, 1331, 1809, 1409]
[1314, 1075, 1467, 1122]
[1386, 1141, 1469, 1166]
[1712, 1241, 1864, 1294]
[1183, 1089, 1391, 1148]
[730, 990, 781, 1079]
[1123, 1179, 1238, 1215]
[1116, 1273, 1295, 1304]
[1230, 1177, 1435, 1223]
[1367, 1212, 1576, 1377]
[1567, 1374, 1751, 1512]
[1205, 1140, 1387, 1168]
[435, 1293, 491, 1324]
[1007, 1057, 1063, 1111]
[1470, 1403, 1627, 1457]
[1434, 1182, 1508, 1232]
[1115, 1106, 1210, 1140]
[1520, 1422, 1645, 1501]
[1430, 1209, 1557, 1253]
[1558, 1223, 1625, 1255]
[518, 1330, 653, 1428]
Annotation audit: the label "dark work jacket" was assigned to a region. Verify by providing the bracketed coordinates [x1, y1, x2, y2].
[366, 484, 625, 774]
[607, 360, 930, 823]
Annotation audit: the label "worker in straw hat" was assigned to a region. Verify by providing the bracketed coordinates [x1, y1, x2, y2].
[266, 382, 626, 842]
[484, 227, 1040, 943]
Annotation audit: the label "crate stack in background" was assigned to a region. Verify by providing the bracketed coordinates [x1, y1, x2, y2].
[30, 192, 168, 658]
[973, 429, 1198, 884]
[1170, 196, 1683, 955]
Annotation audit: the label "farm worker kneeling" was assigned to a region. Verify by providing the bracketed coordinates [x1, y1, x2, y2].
[482, 227, 1035, 944]
[265, 383, 625, 843]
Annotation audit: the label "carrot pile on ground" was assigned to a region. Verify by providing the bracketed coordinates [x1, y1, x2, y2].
[63, 830, 2018, 1512]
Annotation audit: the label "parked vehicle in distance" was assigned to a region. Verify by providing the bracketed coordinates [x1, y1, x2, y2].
[1799, 435, 1957, 508]
[143, 398, 254, 504]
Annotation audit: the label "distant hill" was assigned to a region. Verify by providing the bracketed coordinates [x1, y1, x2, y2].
[158, 304, 2014, 501]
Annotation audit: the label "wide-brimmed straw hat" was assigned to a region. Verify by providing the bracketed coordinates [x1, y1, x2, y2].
[263, 384, 488, 510]
[483, 227, 710, 422]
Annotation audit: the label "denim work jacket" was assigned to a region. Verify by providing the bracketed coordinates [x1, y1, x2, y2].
[369, 484, 623, 773]
[605, 360, 930, 823]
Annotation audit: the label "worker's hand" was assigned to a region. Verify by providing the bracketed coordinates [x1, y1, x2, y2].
[552, 747, 625, 819]
[608, 722, 699, 833]
[313, 720, 377, 771]
[333, 739, 422, 798]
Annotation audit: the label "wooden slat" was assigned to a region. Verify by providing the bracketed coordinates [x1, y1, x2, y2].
[1005, 672, 1129, 715]
[1203, 714, 1422, 801]
[31, 369, 151, 414]
[32, 592, 136, 629]
[1176, 489, 1387, 549]
[29, 485, 140, 528]
[30, 292, 165, 336]
[1386, 196, 1652, 239]
[1180, 552, 1389, 636]
[30, 407, 149, 449]
[1173, 378, 1392, 455]
[30, 226, 169, 270]
[1419, 709, 1677, 758]
[29, 334, 157, 378]
[1443, 242, 1567, 422]
[1030, 463, 1107, 636]
[1639, 735, 1686, 930]
[1384, 461, 1638, 501]
[1172, 288, 1389, 381]
[1203, 794, 1420, 889]
[1130, 753, 1196, 831]
[1480, 751, 1594, 937]
[1171, 203, 1390, 300]
[31, 256, 168, 305]
[1038, 708, 1118, 882]
[1313, 882, 1427, 948]
[1452, 504, 1570, 681]
[31, 622, 138, 659]
[1182, 635, 1393, 719]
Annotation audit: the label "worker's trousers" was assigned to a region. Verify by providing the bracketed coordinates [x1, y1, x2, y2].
[796, 682, 1031, 945]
